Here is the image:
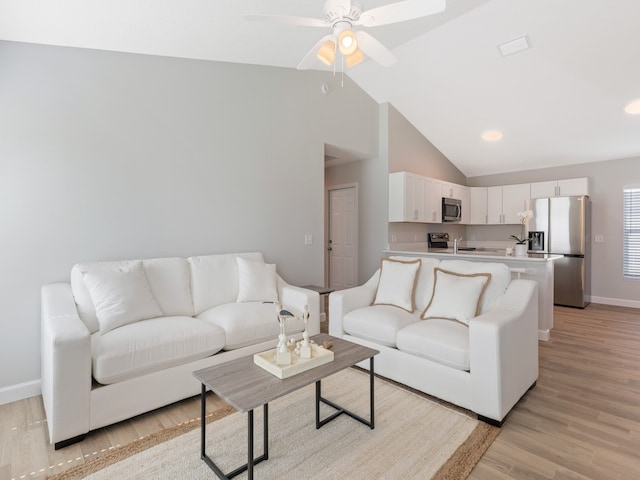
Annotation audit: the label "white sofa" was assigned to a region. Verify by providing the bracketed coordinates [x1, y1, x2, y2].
[41, 252, 320, 449]
[329, 256, 538, 426]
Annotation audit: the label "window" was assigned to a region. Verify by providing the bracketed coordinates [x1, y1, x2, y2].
[623, 187, 640, 278]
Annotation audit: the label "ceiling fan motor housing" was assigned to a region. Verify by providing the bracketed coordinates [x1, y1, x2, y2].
[323, 0, 362, 25]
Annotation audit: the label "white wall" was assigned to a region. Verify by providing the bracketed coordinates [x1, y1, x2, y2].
[468, 157, 640, 307]
[0, 40, 379, 397]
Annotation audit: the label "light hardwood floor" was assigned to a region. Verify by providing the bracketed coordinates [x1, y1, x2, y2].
[470, 304, 640, 480]
[1, 304, 639, 480]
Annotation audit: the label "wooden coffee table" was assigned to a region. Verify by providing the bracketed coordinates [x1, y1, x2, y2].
[193, 333, 379, 480]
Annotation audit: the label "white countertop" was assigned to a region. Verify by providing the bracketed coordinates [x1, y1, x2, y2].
[384, 247, 562, 262]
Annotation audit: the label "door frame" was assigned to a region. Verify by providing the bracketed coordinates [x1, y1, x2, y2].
[326, 183, 359, 290]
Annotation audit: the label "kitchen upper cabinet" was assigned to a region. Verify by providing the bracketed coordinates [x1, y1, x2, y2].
[487, 183, 531, 224]
[530, 178, 589, 198]
[389, 172, 425, 222]
[425, 177, 443, 223]
[469, 187, 488, 224]
[389, 172, 469, 224]
[458, 185, 470, 224]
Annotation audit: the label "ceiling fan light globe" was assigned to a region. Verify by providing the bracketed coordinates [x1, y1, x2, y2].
[345, 48, 364, 68]
[317, 40, 336, 66]
[338, 29, 358, 55]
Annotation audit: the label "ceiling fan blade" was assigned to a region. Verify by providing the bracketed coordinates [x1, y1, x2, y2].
[297, 35, 335, 70]
[356, 0, 446, 27]
[355, 31, 397, 67]
[245, 14, 328, 28]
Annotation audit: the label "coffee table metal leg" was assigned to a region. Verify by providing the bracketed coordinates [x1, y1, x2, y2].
[315, 358, 375, 430]
[200, 383, 269, 479]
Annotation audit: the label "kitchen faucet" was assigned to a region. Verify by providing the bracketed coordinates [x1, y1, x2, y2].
[453, 236, 463, 254]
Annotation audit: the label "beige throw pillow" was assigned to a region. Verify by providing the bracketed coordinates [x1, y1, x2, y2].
[421, 268, 491, 325]
[372, 258, 421, 312]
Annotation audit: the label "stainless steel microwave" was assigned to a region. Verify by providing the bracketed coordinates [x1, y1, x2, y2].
[442, 197, 462, 222]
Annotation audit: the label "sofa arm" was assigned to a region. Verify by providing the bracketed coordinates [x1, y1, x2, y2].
[277, 279, 321, 336]
[469, 279, 539, 422]
[328, 271, 379, 337]
[41, 283, 92, 447]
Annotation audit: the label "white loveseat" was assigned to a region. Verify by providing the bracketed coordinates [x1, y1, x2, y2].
[41, 252, 319, 449]
[329, 256, 538, 425]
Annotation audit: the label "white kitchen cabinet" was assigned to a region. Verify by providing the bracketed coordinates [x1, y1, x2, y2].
[469, 187, 488, 224]
[389, 172, 425, 222]
[425, 177, 443, 223]
[530, 178, 589, 198]
[389, 172, 469, 224]
[487, 183, 531, 224]
[458, 186, 470, 224]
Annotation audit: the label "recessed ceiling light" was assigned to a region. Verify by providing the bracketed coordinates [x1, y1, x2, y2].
[482, 130, 503, 142]
[624, 98, 640, 115]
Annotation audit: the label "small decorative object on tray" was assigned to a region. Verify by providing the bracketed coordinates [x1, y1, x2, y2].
[298, 305, 312, 359]
[254, 343, 334, 379]
[275, 301, 293, 366]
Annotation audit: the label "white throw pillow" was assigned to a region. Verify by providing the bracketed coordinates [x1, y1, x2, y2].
[236, 257, 278, 303]
[421, 268, 491, 325]
[372, 258, 421, 312]
[83, 262, 163, 335]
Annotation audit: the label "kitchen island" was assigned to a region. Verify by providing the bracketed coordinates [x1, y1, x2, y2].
[384, 245, 561, 340]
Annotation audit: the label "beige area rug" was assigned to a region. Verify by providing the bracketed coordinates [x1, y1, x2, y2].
[49, 369, 499, 480]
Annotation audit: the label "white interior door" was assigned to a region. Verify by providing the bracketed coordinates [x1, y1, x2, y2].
[328, 185, 358, 291]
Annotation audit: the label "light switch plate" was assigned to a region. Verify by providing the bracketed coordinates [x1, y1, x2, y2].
[304, 234, 312, 245]
[594, 235, 604, 243]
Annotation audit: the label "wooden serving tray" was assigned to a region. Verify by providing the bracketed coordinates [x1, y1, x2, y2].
[254, 344, 334, 379]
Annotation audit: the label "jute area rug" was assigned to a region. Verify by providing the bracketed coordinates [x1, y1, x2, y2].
[49, 368, 499, 480]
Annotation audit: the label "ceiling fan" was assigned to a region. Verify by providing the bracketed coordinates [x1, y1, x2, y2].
[246, 0, 446, 70]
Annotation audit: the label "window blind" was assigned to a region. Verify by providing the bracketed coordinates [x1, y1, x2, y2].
[623, 187, 640, 278]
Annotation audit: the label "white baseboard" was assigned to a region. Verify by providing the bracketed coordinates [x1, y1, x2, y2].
[589, 296, 640, 309]
[0, 379, 41, 405]
[538, 329, 550, 341]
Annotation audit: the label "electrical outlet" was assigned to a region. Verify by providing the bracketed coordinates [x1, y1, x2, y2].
[304, 234, 312, 245]
[594, 235, 604, 243]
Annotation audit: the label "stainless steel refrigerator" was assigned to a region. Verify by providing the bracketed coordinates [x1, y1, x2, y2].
[529, 196, 591, 308]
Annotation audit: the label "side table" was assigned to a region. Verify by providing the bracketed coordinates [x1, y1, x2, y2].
[300, 285, 334, 324]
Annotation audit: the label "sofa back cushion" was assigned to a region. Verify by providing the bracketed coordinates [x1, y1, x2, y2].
[71, 257, 193, 334]
[438, 260, 511, 314]
[390, 256, 441, 313]
[188, 252, 265, 315]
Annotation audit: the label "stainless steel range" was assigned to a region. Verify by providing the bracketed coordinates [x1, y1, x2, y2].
[428, 232, 449, 249]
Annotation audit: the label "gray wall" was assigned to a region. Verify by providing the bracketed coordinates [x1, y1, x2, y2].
[0, 40, 379, 396]
[386, 104, 467, 245]
[468, 157, 640, 307]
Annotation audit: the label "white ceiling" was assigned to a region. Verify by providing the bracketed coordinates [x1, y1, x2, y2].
[2, 0, 640, 177]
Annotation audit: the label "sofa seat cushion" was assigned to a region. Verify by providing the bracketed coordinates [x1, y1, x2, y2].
[197, 302, 305, 350]
[396, 320, 470, 371]
[91, 316, 225, 384]
[343, 305, 418, 348]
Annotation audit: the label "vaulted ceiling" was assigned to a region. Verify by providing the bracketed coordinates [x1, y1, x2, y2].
[2, 0, 639, 176]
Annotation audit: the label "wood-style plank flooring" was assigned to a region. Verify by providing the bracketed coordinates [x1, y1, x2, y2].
[1, 304, 639, 479]
[470, 304, 640, 480]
